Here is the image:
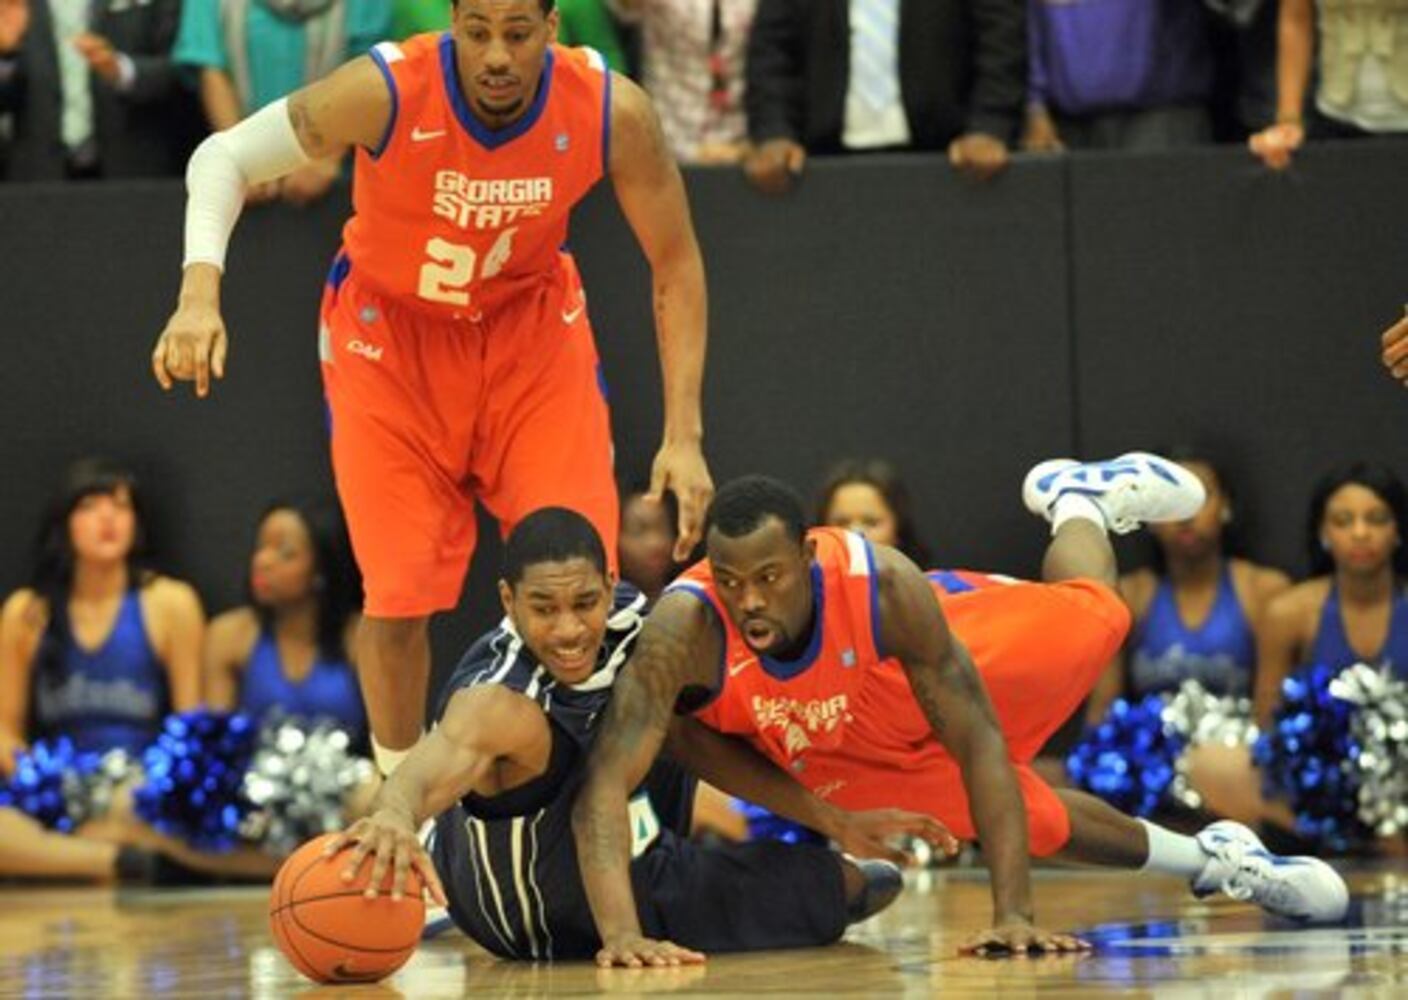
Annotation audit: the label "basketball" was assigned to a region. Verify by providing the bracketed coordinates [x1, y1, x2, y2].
[268, 833, 426, 984]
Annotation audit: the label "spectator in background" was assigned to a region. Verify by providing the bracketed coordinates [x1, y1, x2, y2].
[392, 0, 628, 72]
[0, 0, 201, 180]
[1249, 0, 1408, 169]
[618, 485, 682, 604]
[1085, 452, 1290, 721]
[743, 0, 1024, 193]
[203, 500, 365, 744]
[172, 0, 390, 204]
[815, 458, 931, 566]
[0, 458, 204, 776]
[1184, 462, 1408, 845]
[1022, 0, 1216, 151]
[609, 0, 755, 164]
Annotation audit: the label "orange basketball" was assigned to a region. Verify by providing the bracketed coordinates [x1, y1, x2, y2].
[268, 832, 426, 984]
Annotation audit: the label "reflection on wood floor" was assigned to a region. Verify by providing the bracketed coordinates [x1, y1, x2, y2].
[1, 866, 1405, 997]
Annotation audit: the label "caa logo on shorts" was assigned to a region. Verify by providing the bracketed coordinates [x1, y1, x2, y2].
[346, 339, 384, 362]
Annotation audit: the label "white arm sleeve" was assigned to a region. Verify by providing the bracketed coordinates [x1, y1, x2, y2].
[183, 98, 315, 271]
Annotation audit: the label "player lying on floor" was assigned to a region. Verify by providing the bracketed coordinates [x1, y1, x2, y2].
[326, 508, 952, 960]
[572, 454, 1351, 966]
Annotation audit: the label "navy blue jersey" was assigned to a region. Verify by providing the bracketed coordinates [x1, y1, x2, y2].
[431, 584, 696, 960]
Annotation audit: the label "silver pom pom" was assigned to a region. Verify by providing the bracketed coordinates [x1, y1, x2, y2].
[62, 749, 138, 827]
[239, 716, 375, 855]
[1161, 680, 1258, 811]
[1329, 663, 1408, 837]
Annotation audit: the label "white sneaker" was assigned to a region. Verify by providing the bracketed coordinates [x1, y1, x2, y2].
[1022, 452, 1206, 535]
[1191, 821, 1349, 924]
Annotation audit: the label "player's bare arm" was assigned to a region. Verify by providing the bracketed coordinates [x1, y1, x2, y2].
[1383, 308, 1408, 387]
[325, 684, 547, 905]
[875, 546, 1084, 957]
[151, 57, 391, 398]
[573, 592, 718, 967]
[607, 74, 713, 559]
[666, 716, 958, 862]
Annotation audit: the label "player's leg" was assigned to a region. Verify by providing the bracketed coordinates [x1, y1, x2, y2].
[475, 257, 619, 561]
[632, 833, 901, 954]
[319, 273, 481, 773]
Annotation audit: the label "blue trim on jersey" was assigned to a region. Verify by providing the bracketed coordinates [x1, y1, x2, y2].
[927, 570, 976, 595]
[601, 64, 613, 174]
[862, 537, 885, 660]
[440, 34, 555, 151]
[663, 584, 727, 711]
[761, 564, 825, 680]
[367, 46, 399, 160]
[327, 251, 351, 291]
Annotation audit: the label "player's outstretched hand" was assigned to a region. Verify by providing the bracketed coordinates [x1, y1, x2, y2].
[596, 932, 706, 969]
[829, 807, 960, 865]
[959, 919, 1091, 958]
[325, 809, 448, 906]
[1382, 309, 1408, 387]
[152, 296, 228, 398]
[648, 439, 714, 562]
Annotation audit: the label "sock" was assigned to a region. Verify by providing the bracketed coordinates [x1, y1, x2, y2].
[1050, 494, 1108, 537]
[1138, 819, 1208, 877]
[372, 737, 414, 777]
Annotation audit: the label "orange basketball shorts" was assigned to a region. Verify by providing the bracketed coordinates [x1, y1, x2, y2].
[802, 578, 1130, 856]
[318, 251, 619, 618]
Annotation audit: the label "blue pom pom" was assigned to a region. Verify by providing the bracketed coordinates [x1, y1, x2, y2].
[736, 799, 826, 845]
[132, 710, 259, 851]
[1252, 664, 1364, 850]
[1067, 695, 1185, 817]
[0, 738, 102, 832]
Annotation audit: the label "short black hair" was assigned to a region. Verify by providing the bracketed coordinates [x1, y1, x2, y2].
[502, 507, 608, 586]
[1306, 460, 1408, 577]
[706, 476, 807, 544]
[453, 0, 555, 12]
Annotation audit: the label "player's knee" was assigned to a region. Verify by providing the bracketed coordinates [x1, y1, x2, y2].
[1028, 800, 1074, 858]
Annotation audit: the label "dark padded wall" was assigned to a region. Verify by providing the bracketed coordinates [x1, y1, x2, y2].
[1069, 142, 1408, 576]
[1, 144, 1403, 694]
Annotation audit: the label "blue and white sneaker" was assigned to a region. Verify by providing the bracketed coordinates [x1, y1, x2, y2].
[1021, 452, 1206, 535]
[1191, 821, 1349, 924]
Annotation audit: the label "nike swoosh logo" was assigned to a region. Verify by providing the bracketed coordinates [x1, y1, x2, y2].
[561, 304, 585, 324]
[728, 658, 755, 678]
[411, 127, 446, 142]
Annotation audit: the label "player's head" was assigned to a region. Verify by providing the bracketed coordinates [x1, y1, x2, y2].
[450, 0, 560, 125]
[705, 476, 816, 656]
[1147, 447, 1242, 568]
[248, 498, 362, 662]
[499, 507, 614, 684]
[1307, 460, 1408, 579]
[816, 457, 929, 564]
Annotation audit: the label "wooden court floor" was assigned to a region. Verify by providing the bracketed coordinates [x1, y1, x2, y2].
[1, 866, 1405, 998]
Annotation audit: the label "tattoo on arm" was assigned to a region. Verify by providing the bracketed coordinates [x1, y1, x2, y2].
[577, 614, 696, 870]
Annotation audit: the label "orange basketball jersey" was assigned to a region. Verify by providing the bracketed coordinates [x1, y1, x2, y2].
[669, 528, 938, 772]
[343, 35, 611, 314]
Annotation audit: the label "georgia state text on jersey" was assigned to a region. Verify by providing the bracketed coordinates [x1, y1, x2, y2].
[429, 583, 696, 961]
[344, 35, 612, 314]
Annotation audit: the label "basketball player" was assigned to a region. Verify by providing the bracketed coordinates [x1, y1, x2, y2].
[574, 455, 1351, 966]
[324, 508, 953, 961]
[1384, 307, 1408, 387]
[147, 0, 713, 778]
